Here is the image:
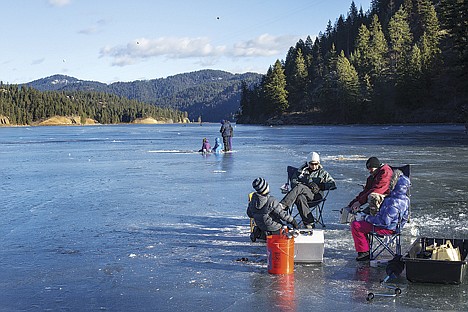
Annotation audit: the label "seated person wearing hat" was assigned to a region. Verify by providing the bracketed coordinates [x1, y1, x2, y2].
[279, 152, 336, 228]
[247, 177, 298, 242]
[351, 175, 411, 261]
[348, 156, 393, 216]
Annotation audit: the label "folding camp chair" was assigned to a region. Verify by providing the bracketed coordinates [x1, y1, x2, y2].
[368, 164, 410, 260]
[281, 166, 336, 228]
[369, 215, 403, 260]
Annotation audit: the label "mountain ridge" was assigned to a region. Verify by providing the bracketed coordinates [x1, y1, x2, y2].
[25, 70, 263, 122]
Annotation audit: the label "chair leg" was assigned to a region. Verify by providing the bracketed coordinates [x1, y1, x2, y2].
[288, 206, 303, 227]
[317, 206, 325, 227]
[311, 204, 326, 228]
[369, 234, 401, 260]
[395, 235, 401, 255]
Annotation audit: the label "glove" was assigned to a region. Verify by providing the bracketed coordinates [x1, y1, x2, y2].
[290, 219, 299, 229]
[308, 182, 320, 194]
[357, 212, 367, 221]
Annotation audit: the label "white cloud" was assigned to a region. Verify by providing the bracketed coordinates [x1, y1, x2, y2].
[79, 26, 98, 35]
[79, 20, 107, 35]
[100, 34, 299, 67]
[231, 34, 298, 57]
[31, 58, 45, 65]
[48, 0, 71, 7]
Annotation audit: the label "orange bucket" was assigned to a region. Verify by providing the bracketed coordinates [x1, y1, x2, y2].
[267, 232, 294, 274]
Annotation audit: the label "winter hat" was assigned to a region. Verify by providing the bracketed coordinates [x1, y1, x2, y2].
[394, 175, 411, 195]
[308, 152, 320, 164]
[366, 157, 381, 169]
[252, 177, 270, 195]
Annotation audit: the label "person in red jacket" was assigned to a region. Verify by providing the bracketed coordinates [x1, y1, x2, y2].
[348, 157, 393, 216]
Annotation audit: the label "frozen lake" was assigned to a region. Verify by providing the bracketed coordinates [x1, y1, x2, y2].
[0, 123, 467, 311]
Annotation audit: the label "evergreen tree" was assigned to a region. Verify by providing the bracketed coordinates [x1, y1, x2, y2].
[352, 23, 372, 79]
[263, 60, 288, 115]
[239, 81, 251, 117]
[336, 51, 360, 122]
[236, 0, 464, 124]
[404, 44, 423, 108]
[306, 38, 325, 111]
[439, 0, 468, 73]
[310, 37, 325, 81]
[370, 0, 404, 29]
[437, 0, 468, 120]
[346, 1, 360, 56]
[319, 44, 339, 116]
[0, 85, 188, 125]
[335, 15, 348, 56]
[368, 14, 389, 80]
[416, 0, 440, 71]
[288, 49, 309, 112]
[284, 46, 297, 81]
[304, 36, 314, 61]
[388, 5, 413, 75]
[283, 46, 297, 110]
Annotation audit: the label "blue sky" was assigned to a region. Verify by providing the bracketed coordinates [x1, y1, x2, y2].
[2, 0, 371, 84]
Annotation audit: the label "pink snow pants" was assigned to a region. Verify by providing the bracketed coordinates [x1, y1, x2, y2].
[351, 220, 394, 252]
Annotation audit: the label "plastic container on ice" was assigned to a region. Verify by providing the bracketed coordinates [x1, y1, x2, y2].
[402, 237, 468, 284]
[267, 229, 294, 274]
[293, 229, 324, 263]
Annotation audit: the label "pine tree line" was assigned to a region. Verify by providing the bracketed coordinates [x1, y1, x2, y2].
[237, 0, 467, 124]
[0, 84, 188, 125]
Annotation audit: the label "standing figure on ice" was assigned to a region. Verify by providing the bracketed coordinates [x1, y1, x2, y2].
[220, 120, 233, 152]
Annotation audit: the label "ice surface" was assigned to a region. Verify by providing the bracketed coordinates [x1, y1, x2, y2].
[0, 124, 467, 311]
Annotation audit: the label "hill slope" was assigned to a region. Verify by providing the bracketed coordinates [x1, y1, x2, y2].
[26, 70, 262, 122]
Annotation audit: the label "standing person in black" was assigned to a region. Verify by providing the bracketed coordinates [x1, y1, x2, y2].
[220, 120, 233, 151]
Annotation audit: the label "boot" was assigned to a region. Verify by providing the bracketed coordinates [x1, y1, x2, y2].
[356, 251, 370, 261]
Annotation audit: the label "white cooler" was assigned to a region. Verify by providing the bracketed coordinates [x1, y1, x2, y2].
[294, 229, 324, 263]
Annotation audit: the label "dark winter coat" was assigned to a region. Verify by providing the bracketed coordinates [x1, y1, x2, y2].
[247, 192, 294, 232]
[220, 121, 233, 138]
[292, 163, 336, 194]
[364, 175, 410, 230]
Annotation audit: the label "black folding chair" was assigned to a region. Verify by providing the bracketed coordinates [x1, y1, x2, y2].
[368, 164, 410, 260]
[392, 164, 410, 178]
[282, 166, 336, 228]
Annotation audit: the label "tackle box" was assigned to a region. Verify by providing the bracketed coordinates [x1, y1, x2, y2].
[294, 229, 324, 263]
[402, 237, 468, 284]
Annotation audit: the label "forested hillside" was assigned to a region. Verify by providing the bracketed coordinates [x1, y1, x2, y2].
[0, 84, 188, 125]
[237, 0, 467, 124]
[26, 70, 262, 122]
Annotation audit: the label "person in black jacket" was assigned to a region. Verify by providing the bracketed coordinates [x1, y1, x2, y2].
[247, 177, 298, 242]
[219, 120, 233, 151]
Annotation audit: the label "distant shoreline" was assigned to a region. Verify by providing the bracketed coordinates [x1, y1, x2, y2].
[0, 115, 191, 127]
